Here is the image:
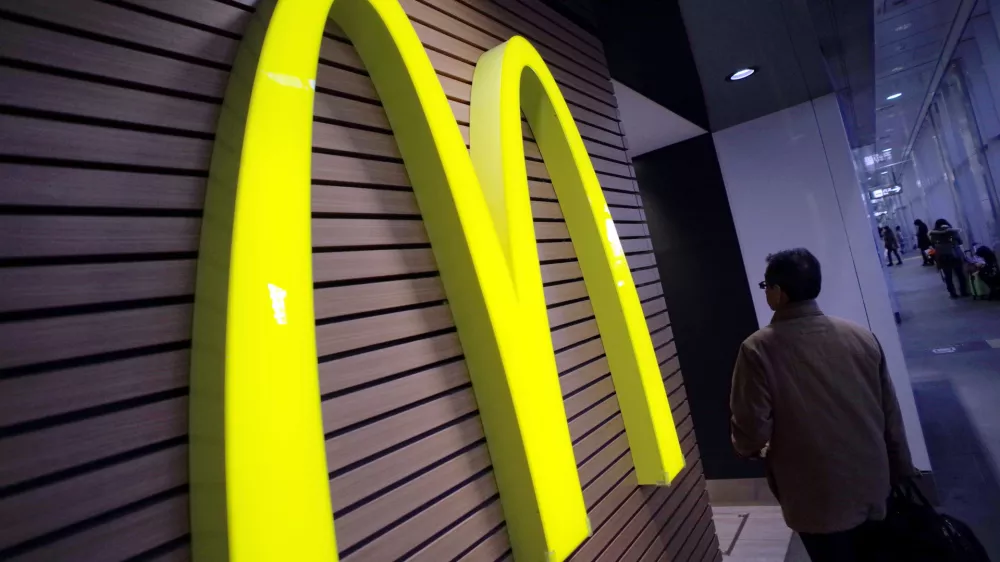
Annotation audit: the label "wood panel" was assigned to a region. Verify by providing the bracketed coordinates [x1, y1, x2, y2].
[0, 0, 240, 559]
[0, 1, 718, 561]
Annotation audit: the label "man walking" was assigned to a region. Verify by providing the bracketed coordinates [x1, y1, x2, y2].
[730, 248, 914, 561]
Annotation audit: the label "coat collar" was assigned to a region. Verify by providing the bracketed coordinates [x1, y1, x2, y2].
[770, 300, 823, 324]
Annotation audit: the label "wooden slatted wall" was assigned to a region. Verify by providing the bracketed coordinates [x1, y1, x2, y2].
[0, 0, 721, 560]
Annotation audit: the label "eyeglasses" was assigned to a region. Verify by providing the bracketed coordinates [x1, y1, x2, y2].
[758, 281, 768, 290]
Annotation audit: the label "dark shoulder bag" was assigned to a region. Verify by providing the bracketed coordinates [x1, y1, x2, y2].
[884, 479, 991, 561]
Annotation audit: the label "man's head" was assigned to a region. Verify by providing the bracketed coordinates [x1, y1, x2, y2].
[760, 248, 822, 311]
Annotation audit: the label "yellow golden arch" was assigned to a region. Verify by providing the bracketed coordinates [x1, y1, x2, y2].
[189, 0, 684, 561]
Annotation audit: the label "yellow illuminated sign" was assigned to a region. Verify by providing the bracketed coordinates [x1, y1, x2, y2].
[189, 0, 684, 561]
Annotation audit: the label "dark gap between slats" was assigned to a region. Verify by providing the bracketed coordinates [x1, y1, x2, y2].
[562, 371, 611, 402]
[549, 313, 595, 333]
[97, 0, 242, 40]
[549, 310, 600, 337]
[337, 465, 494, 559]
[328, 410, 480, 480]
[0, 251, 198, 269]
[0, 294, 193, 323]
[630, 264, 659, 274]
[580, 438, 630, 490]
[543, 276, 582, 290]
[321, 353, 464, 401]
[0, 154, 209, 177]
[573, 414, 622, 465]
[313, 270, 440, 290]
[553, 332, 601, 355]
[312, 211, 423, 223]
[635, 279, 662, 290]
[533, 216, 570, 224]
[311, 178, 413, 192]
[313, 242, 432, 254]
[638, 472, 704, 560]
[566, 391, 614, 424]
[208, 0, 255, 12]
[447, 518, 507, 562]
[0, 485, 188, 559]
[546, 292, 587, 309]
[334, 437, 488, 518]
[677, 424, 696, 445]
[0, 205, 202, 218]
[648, 323, 673, 339]
[576, 425, 627, 470]
[317, 325, 455, 364]
[667, 384, 685, 399]
[674, 503, 712, 557]
[0, 386, 187, 438]
[398, 493, 502, 562]
[314, 85, 386, 110]
[559, 351, 606, 377]
[314, 299, 447, 326]
[0, 340, 190, 378]
[311, 211, 421, 221]
[538, 256, 578, 267]
[0, 10, 232, 71]
[311, 145, 406, 166]
[628, 464, 703, 561]
[0, 105, 216, 140]
[323, 383, 472, 441]
[0, 436, 186, 499]
[584, 470, 637, 535]
[125, 533, 191, 562]
[0, 58, 224, 104]
[314, 114, 392, 136]
[492, 547, 513, 562]
[571, 410, 619, 447]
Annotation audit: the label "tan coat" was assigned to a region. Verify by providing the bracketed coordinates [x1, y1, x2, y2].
[730, 301, 914, 533]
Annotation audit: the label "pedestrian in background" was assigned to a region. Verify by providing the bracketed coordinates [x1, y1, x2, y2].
[882, 226, 903, 266]
[929, 219, 969, 298]
[914, 219, 933, 266]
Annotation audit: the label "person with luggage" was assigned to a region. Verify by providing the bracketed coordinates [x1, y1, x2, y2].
[883, 225, 903, 266]
[730, 248, 915, 562]
[929, 219, 970, 298]
[974, 246, 1000, 299]
[914, 219, 934, 266]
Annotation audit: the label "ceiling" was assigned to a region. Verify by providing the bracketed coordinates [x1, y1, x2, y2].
[677, 0, 836, 133]
[872, 0, 965, 175]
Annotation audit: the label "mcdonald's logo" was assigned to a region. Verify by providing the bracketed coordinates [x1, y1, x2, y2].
[189, 0, 685, 560]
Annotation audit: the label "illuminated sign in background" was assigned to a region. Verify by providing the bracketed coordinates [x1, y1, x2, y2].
[189, 0, 685, 561]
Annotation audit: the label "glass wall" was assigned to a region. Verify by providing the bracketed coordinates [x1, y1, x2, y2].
[888, 1, 1000, 252]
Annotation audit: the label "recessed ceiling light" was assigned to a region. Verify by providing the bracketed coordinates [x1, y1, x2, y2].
[881, 171, 888, 175]
[895, 23, 911, 31]
[726, 67, 757, 81]
[892, 66, 905, 73]
[886, 92, 903, 100]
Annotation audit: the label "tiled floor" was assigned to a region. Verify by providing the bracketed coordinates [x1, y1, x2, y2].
[714, 506, 797, 561]
[888, 256, 1000, 559]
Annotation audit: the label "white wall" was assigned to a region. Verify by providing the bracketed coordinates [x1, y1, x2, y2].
[713, 95, 932, 471]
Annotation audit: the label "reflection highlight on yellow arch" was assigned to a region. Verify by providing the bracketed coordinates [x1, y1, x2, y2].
[190, 0, 685, 561]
